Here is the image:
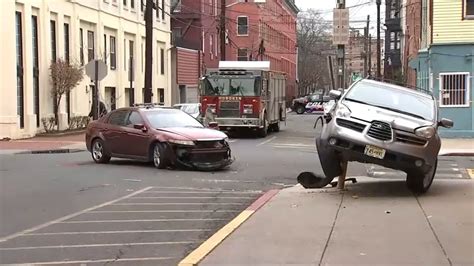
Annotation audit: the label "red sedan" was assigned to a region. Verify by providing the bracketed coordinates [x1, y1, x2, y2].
[85, 105, 232, 170]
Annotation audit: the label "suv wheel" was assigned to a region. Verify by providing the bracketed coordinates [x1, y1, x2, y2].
[406, 159, 437, 194]
[296, 105, 305, 114]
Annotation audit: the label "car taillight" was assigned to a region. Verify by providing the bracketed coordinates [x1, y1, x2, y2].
[206, 104, 217, 114]
[243, 104, 253, 114]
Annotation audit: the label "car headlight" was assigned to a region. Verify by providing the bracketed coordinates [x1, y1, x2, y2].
[168, 139, 195, 146]
[335, 104, 351, 118]
[415, 126, 436, 139]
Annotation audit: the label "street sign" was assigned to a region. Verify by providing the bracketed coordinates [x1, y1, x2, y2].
[85, 60, 108, 81]
[333, 8, 349, 45]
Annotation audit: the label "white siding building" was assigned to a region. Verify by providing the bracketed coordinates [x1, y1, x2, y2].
[0, 0, 172, 139]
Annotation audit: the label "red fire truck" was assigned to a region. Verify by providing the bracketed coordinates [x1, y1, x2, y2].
[199, 61, 286, 137]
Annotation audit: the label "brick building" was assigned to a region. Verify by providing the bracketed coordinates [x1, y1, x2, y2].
[223, 0, 299, 102]
[346, 30, 384, 82]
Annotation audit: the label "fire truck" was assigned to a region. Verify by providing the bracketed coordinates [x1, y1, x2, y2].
[199, 61, 286, 137]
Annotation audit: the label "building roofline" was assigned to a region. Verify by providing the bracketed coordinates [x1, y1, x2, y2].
[284, 0, 300, 14]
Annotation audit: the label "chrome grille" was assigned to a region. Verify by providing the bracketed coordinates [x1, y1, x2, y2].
[336, 118, 366, 132]
[219, 101, 240, 117]
[367, 121, 392, 141]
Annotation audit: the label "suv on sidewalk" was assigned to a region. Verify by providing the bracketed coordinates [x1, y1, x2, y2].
[316, 79, 453, 193]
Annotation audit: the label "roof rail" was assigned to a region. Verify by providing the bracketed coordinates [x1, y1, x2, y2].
[365, 75, 432, 96]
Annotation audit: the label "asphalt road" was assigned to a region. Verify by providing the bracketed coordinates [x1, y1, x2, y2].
[0, 113, 471, 265]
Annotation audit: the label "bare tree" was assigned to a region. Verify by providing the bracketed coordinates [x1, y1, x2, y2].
[50, 59, 84, 130]
[298, 10, 333, 95]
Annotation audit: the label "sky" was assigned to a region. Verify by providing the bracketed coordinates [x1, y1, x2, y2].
[294, 0, 386, 36]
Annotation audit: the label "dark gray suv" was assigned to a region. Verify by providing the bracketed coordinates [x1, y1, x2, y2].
[316, 79, 454, 193]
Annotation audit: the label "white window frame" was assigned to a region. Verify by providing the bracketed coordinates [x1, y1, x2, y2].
[237, 16, 249, 36]
[464, 0, 474, 19]
[439, 72, 470, 108]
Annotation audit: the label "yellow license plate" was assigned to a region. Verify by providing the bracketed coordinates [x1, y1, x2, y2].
[364, 145, 386, 159]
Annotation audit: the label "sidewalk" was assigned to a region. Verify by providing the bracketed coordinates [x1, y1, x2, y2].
[0, 132, 86, 154]
[199, 177, 474, 265]
[440, 138, 474, 156]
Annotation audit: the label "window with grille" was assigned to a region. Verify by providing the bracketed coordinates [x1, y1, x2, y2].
[237, 48, 248, 61]
[439, 73, 470, 107]
[110, 36, 116, 69]
[87, 31, 94, 62]
[237, 16, 248, 35]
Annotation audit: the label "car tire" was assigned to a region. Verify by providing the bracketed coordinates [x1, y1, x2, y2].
[258, 116, 268, 138]
[296, 105, 305, 114]
[406, 159, 437, 194]
[153, 143, 169, 169]
[91, 139, 111, 164]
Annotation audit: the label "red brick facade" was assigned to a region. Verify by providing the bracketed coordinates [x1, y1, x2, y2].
[225, 0, 299, 101]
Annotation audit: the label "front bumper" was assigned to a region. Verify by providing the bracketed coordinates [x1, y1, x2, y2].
[168, 142, 233, 170]
[215, 118, 262, 129]
[319, 118, 440, 174]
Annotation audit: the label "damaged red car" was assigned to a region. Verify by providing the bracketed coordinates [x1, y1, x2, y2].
[85, 105, 232, 170]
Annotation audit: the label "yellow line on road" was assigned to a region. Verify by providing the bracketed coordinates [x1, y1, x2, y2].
[467, 169, 474, 179]
[178, 210, 254, 266]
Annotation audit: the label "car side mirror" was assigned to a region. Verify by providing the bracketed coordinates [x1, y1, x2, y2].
[438, 118, 453, 128]
[329, 90, 342, 100]
[133, 123, 147, 132]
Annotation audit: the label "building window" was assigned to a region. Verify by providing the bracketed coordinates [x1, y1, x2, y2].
[210, 34, 214, 59]
[465, 0, 474, 18]
[237, 48, 248, 61]
[160, 48, 165, 75]
[80, 28, 84, 65]
[87, 30, 94, 62]
[172, 0, 181, 12]
[105, 87, 116, 110]
[162, 0, 165, 19]
[64, 23, 70, 63]
[131, 0, 135, 9]
[140, 0, 144, 12]
[123, 0, 127, 7]
[50, 20, 57, 62]
[104, 34, 107, 64]
[110, 36, 116, 69]
[32, 15, 40, 127]
[158, 88, 165, 103]
[390, 31, 400, 50]
[16, 12, 25, 129]
[129, 40, 134, 81]
[439, 73, 470, 107]
[237, 16, 248, 35]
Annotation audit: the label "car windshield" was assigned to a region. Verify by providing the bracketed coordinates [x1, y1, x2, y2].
[144, 110, 203, 128]
[202, 77, 261, 96]
[344, 82, 435, 120]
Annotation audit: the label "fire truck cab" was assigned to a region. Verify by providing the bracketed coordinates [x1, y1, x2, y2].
[199, 61, 286, 137]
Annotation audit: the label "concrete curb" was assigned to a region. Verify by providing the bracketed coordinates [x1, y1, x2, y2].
[178, 189, 280, 266]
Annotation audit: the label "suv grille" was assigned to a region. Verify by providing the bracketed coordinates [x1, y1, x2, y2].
[367, 121, 392, 141]
[336, 118, 366, 132]
[219, 101, 240, 117]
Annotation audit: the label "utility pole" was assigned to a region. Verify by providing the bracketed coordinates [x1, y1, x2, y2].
[368, 34, 372, 76]
[144, 0, 154, 103]
[376, 0, 381, 78]
[336, 0, 346, 90]
[364, 15, 370, 77]
[220, 0, 226, 60]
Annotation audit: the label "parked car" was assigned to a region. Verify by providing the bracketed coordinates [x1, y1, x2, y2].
[85, 105, 232, 171]
[173, 103, 201, 119]
[316, 79, 453, 193]
[292, 94, 329, 114]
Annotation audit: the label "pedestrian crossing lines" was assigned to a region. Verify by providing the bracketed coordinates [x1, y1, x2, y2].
[366, 160, 468, 179]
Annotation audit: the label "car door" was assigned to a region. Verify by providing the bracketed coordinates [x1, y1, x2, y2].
[122, 111, 150, 158]
[104, 110, 129, 155]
